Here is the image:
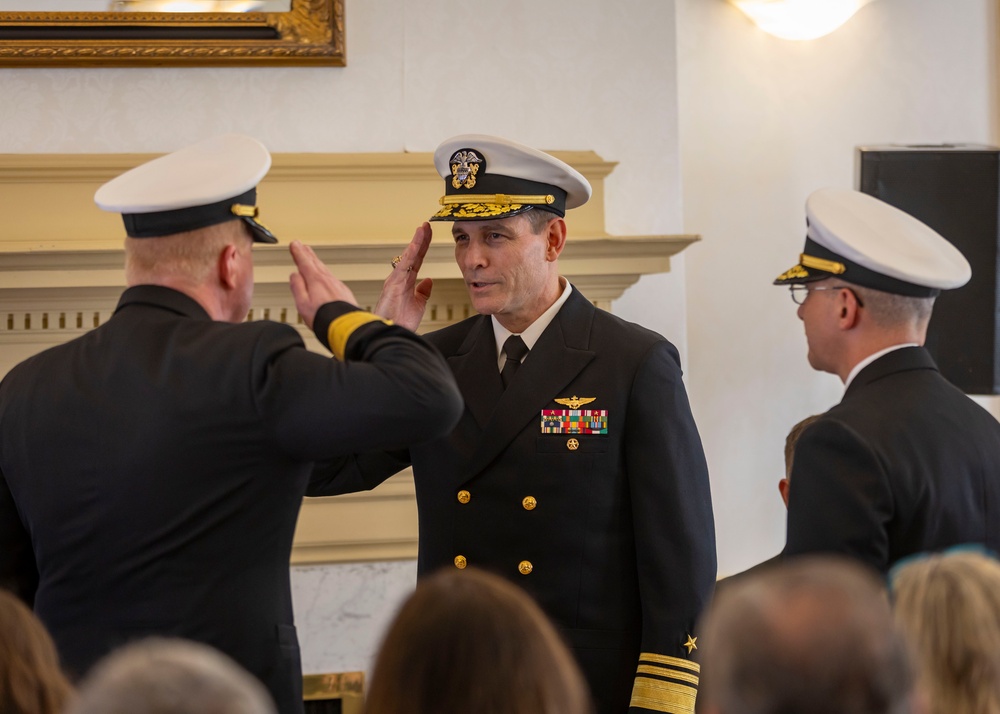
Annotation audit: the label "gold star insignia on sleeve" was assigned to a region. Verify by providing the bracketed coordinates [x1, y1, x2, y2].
[683, 635, 697, 654]
[554, 396, 596, 409]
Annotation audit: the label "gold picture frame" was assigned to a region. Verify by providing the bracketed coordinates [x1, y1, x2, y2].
[0, 0, 344, 67]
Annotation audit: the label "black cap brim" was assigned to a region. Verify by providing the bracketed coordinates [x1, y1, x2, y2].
[242, 216, 278, 244]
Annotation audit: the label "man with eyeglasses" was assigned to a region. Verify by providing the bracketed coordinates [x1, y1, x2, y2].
[772, 187, 1000, 574]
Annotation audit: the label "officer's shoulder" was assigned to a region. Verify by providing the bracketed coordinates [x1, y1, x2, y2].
[590, 304, 675, 355]
[220, 317, 305, 349]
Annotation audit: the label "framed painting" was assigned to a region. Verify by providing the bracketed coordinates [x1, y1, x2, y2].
[0, 0, 344, 67]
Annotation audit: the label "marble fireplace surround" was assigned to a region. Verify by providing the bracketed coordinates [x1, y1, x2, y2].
[0, 149, 698, 566]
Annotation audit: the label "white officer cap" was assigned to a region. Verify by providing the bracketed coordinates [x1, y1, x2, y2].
[429, 134, 592, 222]
[774, 188, 971, 296]
[94, 134, 277, 244]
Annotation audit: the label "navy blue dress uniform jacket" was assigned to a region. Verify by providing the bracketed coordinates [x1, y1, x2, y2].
[313, 287, 717, 714]
[784, 346, 1000, 573]
[0, 285, 462, 714]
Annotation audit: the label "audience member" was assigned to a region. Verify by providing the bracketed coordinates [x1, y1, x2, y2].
[68, 638, 276, 714]
[718, 413, 822, 584]
[779, 413, 821, 507]
[365, 567, 592, 714]
[892, 550, 1000, 714]
[0, 590, 73, 714]
[698, 556, 916, 714]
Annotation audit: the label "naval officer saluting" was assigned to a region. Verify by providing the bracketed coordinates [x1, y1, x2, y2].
[313, 135, 717, 714]
[0, 134, 462, 714]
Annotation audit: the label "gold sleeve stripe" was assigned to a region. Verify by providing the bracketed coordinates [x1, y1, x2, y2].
[636, 665, 699, 686]
[630, 678, 697, 714]
[800, 253, 846, 274]
[327, 311, 389, 361]
[638, 652, 701, 674]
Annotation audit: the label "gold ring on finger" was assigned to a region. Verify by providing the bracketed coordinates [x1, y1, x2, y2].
[391, 255, 403, 268]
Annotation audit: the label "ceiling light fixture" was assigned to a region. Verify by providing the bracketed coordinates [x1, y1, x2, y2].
[728, 0, 877, 41]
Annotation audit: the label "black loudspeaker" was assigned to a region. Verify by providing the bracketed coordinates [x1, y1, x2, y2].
[857, 146, 1000, 394]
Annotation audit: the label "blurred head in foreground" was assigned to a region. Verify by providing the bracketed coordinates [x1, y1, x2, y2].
[698, 556, 916, 714]
[365, 567, 592, 714]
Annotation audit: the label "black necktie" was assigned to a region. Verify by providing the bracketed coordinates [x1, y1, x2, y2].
[500, 335, 529, 389]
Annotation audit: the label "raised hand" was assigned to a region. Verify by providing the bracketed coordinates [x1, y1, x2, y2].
[374, 223, 435, 331]
[288, 241, 359, 329]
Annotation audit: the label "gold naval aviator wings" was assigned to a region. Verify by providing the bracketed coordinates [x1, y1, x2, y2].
[554, 396, 596, 409]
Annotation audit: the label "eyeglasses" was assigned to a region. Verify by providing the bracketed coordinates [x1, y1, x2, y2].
[788, 284, 865, 307]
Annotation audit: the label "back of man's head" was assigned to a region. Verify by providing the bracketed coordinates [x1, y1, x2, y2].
[123, 221, 249, 288]
[67, 638, 276, 714]
[849, 284, 936, 333]
[698, 557, 915, 714]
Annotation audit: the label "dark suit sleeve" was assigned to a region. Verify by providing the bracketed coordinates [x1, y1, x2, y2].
[626, 341, 717, 714]
[0, 466, 38, 605]
[307, 449, 412, 496]
[783, 418, 892, 572]
[254, 302, 463, 462]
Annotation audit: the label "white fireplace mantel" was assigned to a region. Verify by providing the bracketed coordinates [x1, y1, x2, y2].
[0, 150, 699, 564]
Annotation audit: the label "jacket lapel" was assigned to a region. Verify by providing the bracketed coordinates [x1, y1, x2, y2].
[463, 288, 597, 480]
[448, 316, 504, 429]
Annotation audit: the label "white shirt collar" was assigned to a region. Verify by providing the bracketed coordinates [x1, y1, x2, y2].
[493, 277, 572, 371]
[843, 343, 919, 389]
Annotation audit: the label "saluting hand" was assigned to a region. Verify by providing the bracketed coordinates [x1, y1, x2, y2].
[289, 241, 359, 330]
[375, 223, 434, 332]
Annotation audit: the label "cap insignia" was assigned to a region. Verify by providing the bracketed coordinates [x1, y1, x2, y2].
[450, 149, 483, 190]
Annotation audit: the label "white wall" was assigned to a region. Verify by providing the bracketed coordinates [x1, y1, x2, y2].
[0, 0, 687, 674]
[677, 0, 998, 575]
[0, 0, 688, 352]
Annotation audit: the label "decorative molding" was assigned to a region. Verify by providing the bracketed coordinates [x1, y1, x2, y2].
[0, 149, 700, 565]
[0, 0, 344, 68]
[294, 473, 419, 565]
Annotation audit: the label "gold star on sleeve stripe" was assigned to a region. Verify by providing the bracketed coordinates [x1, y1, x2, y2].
[630, 652, 699, 714]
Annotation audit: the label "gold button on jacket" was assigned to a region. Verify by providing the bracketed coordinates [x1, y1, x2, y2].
[522, 496, 537, 510]
[457, 489, 471, 504]
[518, 560, 533, 575]
[454, 555, 467, 569]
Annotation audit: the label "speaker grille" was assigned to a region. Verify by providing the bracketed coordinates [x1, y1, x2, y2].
[857, 146, 1000, 394]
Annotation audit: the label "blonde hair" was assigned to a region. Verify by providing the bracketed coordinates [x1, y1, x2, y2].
[124, 220, 250, 287]
[365, 568, 591, 714]
[0, 590, 74, 714]
[892, 551, 1000, 714]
